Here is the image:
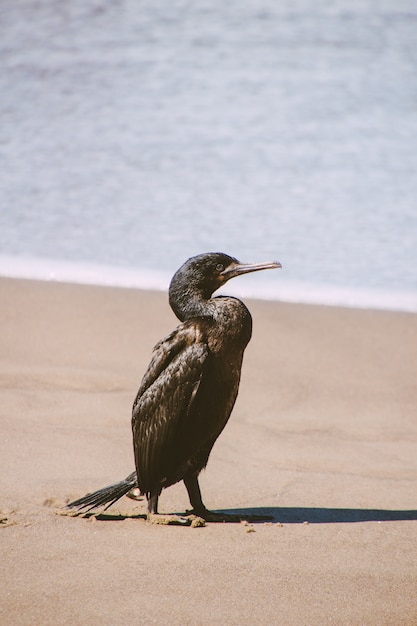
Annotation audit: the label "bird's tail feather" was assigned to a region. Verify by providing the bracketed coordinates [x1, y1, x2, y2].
[66, 471, 138, 513]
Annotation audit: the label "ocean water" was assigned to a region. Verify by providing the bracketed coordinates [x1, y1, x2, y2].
[1, 1, 417, 311]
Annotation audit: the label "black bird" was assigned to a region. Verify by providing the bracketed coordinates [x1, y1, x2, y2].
[67, 252, 281, 520]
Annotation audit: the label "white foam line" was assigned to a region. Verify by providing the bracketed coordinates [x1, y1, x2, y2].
[223, 281, 417, 313]
[0, 255, 170, 291]
[1, 255, 416, 313]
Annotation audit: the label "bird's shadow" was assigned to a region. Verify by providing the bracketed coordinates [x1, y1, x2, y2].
[82, 506, 417, 524]
[217, 506, 417, 524]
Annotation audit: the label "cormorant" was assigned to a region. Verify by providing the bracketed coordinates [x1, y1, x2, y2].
[67, 252, 281, 520]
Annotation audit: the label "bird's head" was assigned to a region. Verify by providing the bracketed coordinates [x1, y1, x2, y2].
[169, 252, 281, 321]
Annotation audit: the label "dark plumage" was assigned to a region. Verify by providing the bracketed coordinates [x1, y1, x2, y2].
[67, 252, 280, 519]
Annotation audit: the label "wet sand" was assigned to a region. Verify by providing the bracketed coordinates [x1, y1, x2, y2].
[1, 278, 416, 625]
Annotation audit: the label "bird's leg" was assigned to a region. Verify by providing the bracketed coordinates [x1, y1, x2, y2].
[183, 476, 238, 522]
[184, 475, 207, 515]
[146, 489, 190, 526]
[147, 492, 159, 515]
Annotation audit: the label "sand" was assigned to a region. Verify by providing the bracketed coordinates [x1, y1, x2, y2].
[1, 277, 416, 625]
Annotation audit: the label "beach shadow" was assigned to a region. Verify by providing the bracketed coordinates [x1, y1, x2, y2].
[216, 507, 417, 524]
[62, 510, 146, 521]
[69, 507, 417, 525]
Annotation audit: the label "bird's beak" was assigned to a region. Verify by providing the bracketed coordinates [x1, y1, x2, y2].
[221, 260, 282, 281]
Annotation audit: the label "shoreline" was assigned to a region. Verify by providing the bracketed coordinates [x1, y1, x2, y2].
[1, 277, 416, 625]
[1, 254, 417, 313]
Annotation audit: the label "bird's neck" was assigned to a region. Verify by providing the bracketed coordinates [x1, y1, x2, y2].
[169, 287, 215, 322]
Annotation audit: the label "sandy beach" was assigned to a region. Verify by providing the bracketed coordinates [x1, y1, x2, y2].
[1, 277, 416, 625]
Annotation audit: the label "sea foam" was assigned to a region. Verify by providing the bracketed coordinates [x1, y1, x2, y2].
[1, 255, 416, 314]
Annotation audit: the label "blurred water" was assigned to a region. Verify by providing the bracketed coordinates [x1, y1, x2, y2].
[1, 1, 416, 309]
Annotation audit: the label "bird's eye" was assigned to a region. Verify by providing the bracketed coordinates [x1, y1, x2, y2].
[216, 264, 224, 272]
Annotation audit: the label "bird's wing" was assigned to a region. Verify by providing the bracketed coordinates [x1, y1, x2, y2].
[132, 320, 204, 410]
[131, 321, 209, 493]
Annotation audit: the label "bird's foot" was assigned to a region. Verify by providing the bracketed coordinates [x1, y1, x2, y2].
[147, 513, 205, 527]
[187, 508, 273, 523]
[186, 508, 243, 523]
